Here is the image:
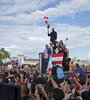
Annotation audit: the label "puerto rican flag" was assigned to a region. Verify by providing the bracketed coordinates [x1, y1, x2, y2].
[44, 16, 50, 30]
[12, 60, 18, 68]
[47, 53, 64, 71]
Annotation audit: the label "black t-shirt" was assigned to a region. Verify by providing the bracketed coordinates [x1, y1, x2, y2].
[53, 46, 60, 54]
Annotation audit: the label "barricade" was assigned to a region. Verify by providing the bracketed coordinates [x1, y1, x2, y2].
[0, 84, 21, 100]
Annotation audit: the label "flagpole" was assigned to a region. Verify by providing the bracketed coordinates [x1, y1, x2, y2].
[65, 37, 68, 46]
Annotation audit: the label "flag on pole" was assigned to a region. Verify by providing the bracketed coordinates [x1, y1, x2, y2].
[47, 24, 50, 29]
[12, 60, 18, 68]
[44, 16, 48, 24]
[44, 17, 48, 19]
[47, 53, 64, 71]
[44, 16, 50, 31]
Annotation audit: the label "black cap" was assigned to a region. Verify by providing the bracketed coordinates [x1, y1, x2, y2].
[52, 61, 56, 65]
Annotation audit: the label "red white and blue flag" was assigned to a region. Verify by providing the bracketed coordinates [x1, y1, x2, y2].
[47, 53, 64, 71]
[12, 60, 18, 68]
[44, 16, 50, 31]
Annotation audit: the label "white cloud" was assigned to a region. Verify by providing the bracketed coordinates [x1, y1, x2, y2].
[0, 0, 90, 25]
[0, 0, 57, 15]
[0, 0, 90, 59]
[88, 52, 90, 59]
[43, 0, 90, 18]
[55, 24, 90, 48]
[0, 24, 90, 58]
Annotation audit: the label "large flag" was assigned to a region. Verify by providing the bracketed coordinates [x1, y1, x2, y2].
[12, 60, 18, 68]
[47, 53, 64, 71]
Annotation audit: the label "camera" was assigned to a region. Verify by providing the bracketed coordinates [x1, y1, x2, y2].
[31, 83, 36, 94]
[46, 72, 49, 75]
[67, 80, 77, 90]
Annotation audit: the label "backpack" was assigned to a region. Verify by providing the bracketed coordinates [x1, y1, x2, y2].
[56, 66, 64, 80]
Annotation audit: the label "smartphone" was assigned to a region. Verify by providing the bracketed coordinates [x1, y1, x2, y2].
[31, 83, 36, 94]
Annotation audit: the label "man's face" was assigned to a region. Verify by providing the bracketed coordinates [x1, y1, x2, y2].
[46, 45, 48, 48]
[52, 28, 54, 32]
[71, 64, 76, 71]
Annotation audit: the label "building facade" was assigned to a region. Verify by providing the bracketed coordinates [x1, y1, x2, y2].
[17, 54, 39, 65]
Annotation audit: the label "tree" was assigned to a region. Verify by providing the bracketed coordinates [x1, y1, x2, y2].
[0, 48, 11, 66]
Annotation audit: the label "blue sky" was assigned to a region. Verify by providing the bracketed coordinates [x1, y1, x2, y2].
[0, 0, 90, 60]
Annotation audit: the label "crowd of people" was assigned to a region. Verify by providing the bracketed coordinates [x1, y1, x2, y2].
[0, 28, 90, 100]
[0, 62, 90, 100]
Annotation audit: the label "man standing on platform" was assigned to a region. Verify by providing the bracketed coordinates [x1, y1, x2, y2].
[48, 28, 57, 46]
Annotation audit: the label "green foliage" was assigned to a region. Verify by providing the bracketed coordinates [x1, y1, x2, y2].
[0, 48, 11, 66]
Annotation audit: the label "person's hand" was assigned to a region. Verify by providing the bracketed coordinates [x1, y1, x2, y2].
[60, 82, 67, 92]
[40, 86, 46, 94]
[34, 87, 40, 97]
[38, 85, 49, 100]
[29, 87, 40, 100]
[29, 89, 36, 100]
[46, 71, 52, 78]
[75, 73, 80, 76]
[63, 93, 70, 100]
[73, 76, 77, 82]
[72, 87, 76, 95]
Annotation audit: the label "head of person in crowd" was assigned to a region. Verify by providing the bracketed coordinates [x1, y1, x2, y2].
[59, 40, 63, 46]
[67, 58, 71, 63]
[45, 81, 54, 95]
[52, 88, 64, 100]
[62, 44, 66, 50]
[71, 64, 77, 72]
[52, 61, 56, 67]
[76, 63, 80, 68]
[50, 42, 53, 47]
[45, 44, 48, 49]
[52, 28, 54, 32]
[81, 91, 90, 100]
[56, 41, 59, 46]
[81, 65, 86, 72]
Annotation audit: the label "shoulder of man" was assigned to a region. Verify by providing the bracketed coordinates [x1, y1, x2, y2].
[54, 31, 57, 33]
[55, 65, 62, 69]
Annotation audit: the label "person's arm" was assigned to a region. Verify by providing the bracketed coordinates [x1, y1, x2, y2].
[57, 45, 62, 51]
[48, 32, 51, 36]
[40, 86, 49, 100]
[60, 82, 68, 93]
[85, 76, 89, 86]
[46, 71, 59, 88]
[43, 50, 45, 58]
[66, 49, 69, 59]
[29, 88, 41, 100]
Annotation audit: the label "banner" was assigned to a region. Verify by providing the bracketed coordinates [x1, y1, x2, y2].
[47, 53, 64, 71]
